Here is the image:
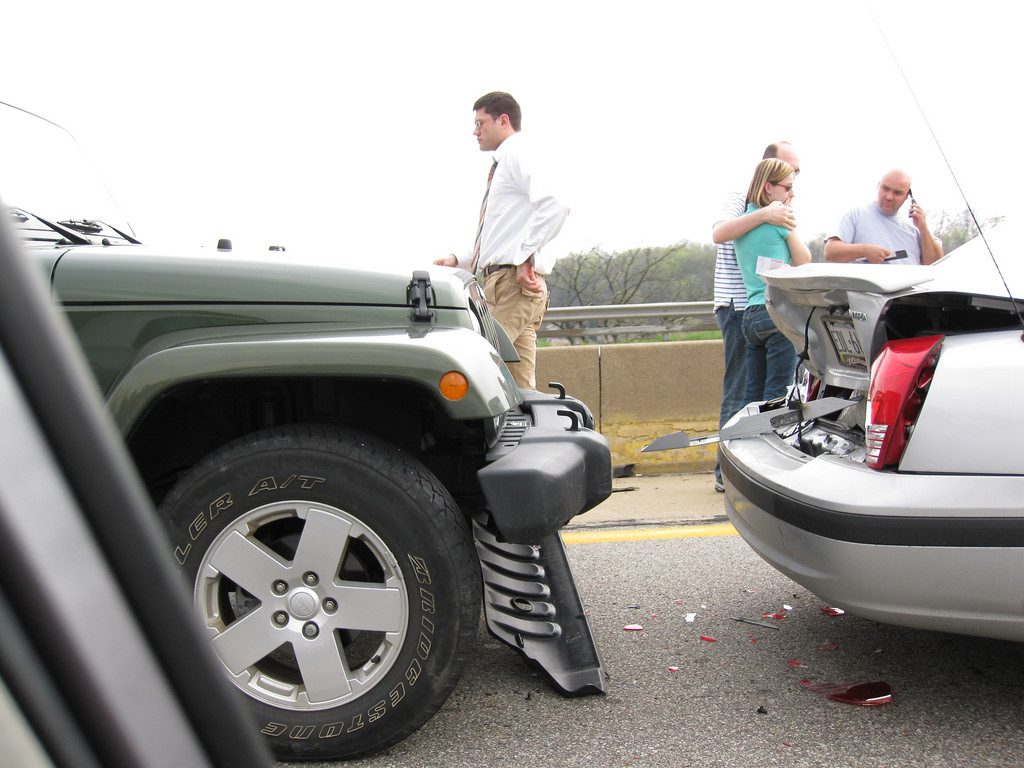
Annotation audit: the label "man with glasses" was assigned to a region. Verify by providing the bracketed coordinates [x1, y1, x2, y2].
[434, 91, 568, 389]
[823, 169, 942, 265]
[709, 141, 801, 492]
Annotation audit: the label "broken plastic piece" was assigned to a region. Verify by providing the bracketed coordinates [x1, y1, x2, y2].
[821, 607, 846, 616]
[623, 624, 644, 631]
[783, 604, 793, 611]
[685, 613, 697, 623]
[801, 680, 893, 706]
[786, 660, 804, 667]
[817, 642, 839, 652]
[668, 666, 679, 673]
[762, 612, 786, 620]
[700, 635, 717, 643]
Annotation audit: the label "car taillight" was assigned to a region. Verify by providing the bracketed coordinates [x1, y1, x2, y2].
[865, 335, 943, 469]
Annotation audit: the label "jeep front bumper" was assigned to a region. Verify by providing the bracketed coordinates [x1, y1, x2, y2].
[477, 389, 611, 544]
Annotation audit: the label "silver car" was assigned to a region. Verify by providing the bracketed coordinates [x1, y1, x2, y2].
[720, 221, 1024, 642]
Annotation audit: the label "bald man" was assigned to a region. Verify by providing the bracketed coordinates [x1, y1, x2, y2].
[824, 169, 943, 265]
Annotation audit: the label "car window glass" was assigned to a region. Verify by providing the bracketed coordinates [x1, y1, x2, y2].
[1, 103, 129, 231]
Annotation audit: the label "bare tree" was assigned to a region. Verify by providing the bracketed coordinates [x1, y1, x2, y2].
[546, 242, 713, 343]
[931, 210, 1003, 254]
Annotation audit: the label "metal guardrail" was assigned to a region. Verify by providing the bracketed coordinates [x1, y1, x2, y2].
[540, 301, 716, 340]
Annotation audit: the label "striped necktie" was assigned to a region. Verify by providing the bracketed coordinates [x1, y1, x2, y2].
[470, 159, 498, 274]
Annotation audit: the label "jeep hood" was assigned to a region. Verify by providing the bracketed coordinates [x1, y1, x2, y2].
[762, 220, 1023, 390]
[49, 245, 470, 308]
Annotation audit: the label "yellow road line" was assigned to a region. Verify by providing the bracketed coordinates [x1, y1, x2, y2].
[562, 522, 738, 545]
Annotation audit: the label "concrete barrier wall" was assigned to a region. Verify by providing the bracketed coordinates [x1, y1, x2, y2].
[536, 341, 723, 474]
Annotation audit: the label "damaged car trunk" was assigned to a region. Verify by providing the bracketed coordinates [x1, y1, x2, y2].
[718, 222, 1024, 643]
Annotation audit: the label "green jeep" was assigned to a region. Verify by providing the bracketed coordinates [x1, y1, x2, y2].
[10, 203, 611, 761]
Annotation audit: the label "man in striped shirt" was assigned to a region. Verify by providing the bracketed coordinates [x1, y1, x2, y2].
[710, 142, 801, 491]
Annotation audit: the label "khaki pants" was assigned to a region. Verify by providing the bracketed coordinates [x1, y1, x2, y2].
[483, 269, 548, 389]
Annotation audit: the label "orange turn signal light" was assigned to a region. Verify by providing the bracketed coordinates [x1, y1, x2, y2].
[439, 371, 470, 401]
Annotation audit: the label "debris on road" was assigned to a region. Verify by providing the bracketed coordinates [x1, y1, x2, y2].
[623, 624, 644, 631]
[731, 616, 781, 630]
[800, 680, 893, 707]
[821, 607, 846, 617]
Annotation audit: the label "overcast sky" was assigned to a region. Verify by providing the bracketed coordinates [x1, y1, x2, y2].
[2, 0, 1018, 269]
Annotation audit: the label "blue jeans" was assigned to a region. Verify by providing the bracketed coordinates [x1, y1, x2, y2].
[715, 301, 747, 427]
[714, 301, 745, 484]
[741, 304, 797, 405]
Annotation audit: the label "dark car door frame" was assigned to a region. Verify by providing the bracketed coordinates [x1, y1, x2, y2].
[0, 199, 273, 768]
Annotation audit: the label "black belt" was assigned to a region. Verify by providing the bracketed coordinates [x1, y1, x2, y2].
[481, 264, 516, 276]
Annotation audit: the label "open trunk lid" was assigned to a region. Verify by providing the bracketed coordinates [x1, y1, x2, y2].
[760, 263, 933, 391]
[761, 221, 1022, 391]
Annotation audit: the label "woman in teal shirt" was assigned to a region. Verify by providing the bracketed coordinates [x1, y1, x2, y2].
[734, 158, 811, 405]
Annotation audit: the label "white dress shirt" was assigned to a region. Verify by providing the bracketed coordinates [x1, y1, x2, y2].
[459, 131, 568, 275]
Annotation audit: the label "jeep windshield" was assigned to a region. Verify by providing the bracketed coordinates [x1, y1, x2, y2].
[1, 101, 137, 244]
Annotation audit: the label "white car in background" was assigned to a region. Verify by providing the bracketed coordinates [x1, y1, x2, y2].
[720, 221, 1024, 642]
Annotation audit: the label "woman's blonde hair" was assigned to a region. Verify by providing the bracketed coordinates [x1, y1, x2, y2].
[745, 158, 795, 208]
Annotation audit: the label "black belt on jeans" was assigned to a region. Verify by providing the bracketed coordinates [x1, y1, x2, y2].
[481, 264, 516, 276]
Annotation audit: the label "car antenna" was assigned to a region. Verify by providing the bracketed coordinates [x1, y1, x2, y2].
[868, 7, 1024, 342]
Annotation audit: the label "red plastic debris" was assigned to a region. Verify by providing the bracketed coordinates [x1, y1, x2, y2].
[650, 614, 658, 618]
[748, 635, 760, 644]
[821, 607, 846, 617]
[762, 612, 787, 620]
[675, 600, 685, 605]
[817, 642, 839, 652]
[801, 680, 893, 707]
[700, 635, 717, 643]
[786, 660, 804, 667]
[623, 624, 644, 631]
[668, 666, 679, 673]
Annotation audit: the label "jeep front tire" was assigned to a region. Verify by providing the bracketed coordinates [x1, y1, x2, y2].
[160, 424, 480, 761]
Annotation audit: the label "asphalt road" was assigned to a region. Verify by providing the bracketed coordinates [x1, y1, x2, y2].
[298, 475, 1024, 767]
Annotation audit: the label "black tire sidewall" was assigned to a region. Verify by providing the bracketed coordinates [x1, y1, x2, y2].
[160, 425, 479, 761]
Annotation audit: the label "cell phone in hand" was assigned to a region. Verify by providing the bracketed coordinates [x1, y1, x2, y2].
[884, 250, 908, 262]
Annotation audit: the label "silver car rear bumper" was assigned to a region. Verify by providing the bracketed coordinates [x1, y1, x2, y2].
[720, 431, 1024, 642]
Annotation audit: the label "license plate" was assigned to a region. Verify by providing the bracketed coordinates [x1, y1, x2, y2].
[822, 318, 866, 368]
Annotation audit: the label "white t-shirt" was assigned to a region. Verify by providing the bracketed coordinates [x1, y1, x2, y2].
[831, 202, 936, 264]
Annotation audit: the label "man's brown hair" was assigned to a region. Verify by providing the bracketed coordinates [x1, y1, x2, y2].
[474, 91, 522, 131]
